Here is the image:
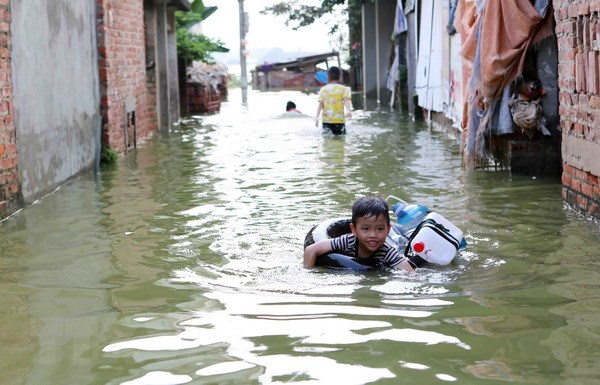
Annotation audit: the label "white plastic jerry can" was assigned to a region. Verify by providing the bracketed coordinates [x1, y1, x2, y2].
[408, 212, 464, 265]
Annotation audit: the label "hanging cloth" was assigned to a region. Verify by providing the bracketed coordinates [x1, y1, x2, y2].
[467, 0, 554, 102]
[388, 1, 408, 101]
[393, 0, 408, 35]
[459, 0, 554, 166]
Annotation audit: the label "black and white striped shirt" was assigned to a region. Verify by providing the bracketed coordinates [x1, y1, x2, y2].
[330, 233, 405, 268]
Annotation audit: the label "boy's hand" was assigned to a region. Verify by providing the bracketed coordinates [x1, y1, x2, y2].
[304, 239, 333, 267]
[345, 112, 352, 119]
[304, 246, 318, 267]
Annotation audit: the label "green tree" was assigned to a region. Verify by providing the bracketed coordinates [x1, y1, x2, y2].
[260, 0, 367, 34]
[176, 0, 229, 63]
[260, 0, 365, 67]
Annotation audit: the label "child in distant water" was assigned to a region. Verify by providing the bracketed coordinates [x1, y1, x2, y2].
[285, 101, 301, 114]
[303, 195, 415, 272]
[315, 66, 352, 134]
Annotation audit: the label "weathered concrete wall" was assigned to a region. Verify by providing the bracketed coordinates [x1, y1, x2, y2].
[155, 1, 169, 132]
[405, 8, 418, 116]
[361, 3, 376, 100]
[167, 11, 180, 122]
[0, 0, 186, 219]
[555, 0, 600, 219]
[0, 0, 18, 219]
[361, 0, 395, 104]
[11, 0, 100, 204]
[143, 3, 158, 134]
[444, 6, 465, 129]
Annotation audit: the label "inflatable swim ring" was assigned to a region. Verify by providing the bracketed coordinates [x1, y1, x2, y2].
[303, 218, 381, 270]
[304, 217, 432, 270]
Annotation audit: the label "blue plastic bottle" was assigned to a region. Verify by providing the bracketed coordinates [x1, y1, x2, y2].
[387, 195, 467, 250]
[391, 201, 430, 238]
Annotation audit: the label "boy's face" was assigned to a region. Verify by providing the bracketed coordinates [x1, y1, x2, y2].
[349, 214, 391, 257]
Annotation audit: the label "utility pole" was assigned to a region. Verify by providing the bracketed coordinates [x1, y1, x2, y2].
[238, 0, 248, 104]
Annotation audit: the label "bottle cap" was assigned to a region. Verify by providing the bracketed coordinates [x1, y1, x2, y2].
[392, 202, 406, 217]
[413, 241, 425, 253]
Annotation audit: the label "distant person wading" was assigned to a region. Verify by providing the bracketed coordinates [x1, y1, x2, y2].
[315, 66, 352, 135]
[286, 101, 301, 114]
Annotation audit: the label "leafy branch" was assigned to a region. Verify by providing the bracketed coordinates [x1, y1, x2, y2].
[176, 0, 229, 63]
[261, 0, 367, 66]
[260, 0, 366, 34]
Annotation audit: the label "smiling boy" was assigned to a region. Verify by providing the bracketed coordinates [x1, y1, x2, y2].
[303, 195, 416, 272]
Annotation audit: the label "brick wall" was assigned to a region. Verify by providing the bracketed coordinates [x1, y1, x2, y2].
[0, 0, 18, 220]
[555, 0, 600, 219]
[97, 0, 157, 153]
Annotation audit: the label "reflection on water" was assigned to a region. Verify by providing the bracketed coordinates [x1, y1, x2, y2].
[1, 89, 600, 384]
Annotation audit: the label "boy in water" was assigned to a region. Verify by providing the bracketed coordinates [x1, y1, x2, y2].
[286, 101, 301, 113]
[315, 66, 352, 134]
[303, 195, 416, 272]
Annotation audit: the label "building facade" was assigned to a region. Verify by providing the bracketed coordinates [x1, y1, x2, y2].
[363, 0, 599, 220]
[0, 0, 17, 217]
[0, 0, 188, 221]
[555, 0, 600, 218]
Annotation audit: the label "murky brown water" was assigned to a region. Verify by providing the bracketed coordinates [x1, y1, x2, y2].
[1, 89, 600, 385]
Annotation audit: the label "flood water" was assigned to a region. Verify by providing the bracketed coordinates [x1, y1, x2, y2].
[1, 89, 600, 385]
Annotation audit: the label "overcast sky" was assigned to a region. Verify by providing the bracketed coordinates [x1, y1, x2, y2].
[200, 1, 336, 64]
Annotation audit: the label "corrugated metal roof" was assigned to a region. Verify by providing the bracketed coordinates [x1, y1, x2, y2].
[255, 51, 339, 72]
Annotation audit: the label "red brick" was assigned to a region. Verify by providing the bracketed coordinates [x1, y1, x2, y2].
[564, 19, 577, 34]
[562, 172, 572, 187]
[572, 178, 582, 193]
[584, 18, 590, 49]
[576, 168, 590, 180]
[566, 35, 578, 49]
[0, 171, 14, 184]
[578, 2, 591, 16]
[563, 163, 574, 177]
[0, 155, 15, 169]
[2, 114, 11, 127]
[558, 77, 576, 90]
[582, 181, 594, 197]
[3, 142, 15, 155]
[591, 95, 600, 109]
[576, 52, 587, 92]
[588, 51, 599, 94]
[561, 49, 577, 62]
[577, 194, 588, 209]
[568, 4, 579, 18]
[4, 181, 16, 194]
[557, 8, 567, 21]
